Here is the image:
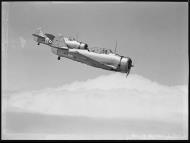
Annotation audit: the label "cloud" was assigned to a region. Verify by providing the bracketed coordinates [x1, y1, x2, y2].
[19, 36, 26, 48]
[5, 73, 188, 123]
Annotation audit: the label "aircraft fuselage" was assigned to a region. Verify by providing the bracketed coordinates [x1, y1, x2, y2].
[32, 29, 133, 76]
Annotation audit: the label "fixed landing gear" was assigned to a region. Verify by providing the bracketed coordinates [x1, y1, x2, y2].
[37, 43, 40, 45]
[58, 56, 61, 60]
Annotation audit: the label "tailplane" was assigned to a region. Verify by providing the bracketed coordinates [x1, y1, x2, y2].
[32, 28, 48, 45]
[34, 27, 45, 37]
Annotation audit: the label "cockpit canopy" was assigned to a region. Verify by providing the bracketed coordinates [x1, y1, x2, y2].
[68, 37, 76, 41]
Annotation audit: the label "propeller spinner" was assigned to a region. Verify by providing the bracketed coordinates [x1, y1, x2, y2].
[126, 58, 134, 77]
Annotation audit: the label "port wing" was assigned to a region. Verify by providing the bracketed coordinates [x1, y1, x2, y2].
[69, 51, 117, 71]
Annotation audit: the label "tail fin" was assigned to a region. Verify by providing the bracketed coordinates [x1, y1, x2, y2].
[32, 28, 46, 44]
[35, 27, 45, 37]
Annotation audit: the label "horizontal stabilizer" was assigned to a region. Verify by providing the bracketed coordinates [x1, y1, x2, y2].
[35, 28, 45, 37]
[32, 34, 45, 39]
[32, 28, 47, 43]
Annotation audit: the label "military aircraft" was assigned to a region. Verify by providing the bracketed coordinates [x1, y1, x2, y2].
[32, 28, 134, 77]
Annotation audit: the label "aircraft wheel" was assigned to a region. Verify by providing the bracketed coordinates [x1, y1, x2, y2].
[58, 57, 61, 60]
[37, 43, 40, 45]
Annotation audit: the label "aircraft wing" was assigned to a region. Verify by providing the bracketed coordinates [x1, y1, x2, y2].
[69, 51, 117, 71]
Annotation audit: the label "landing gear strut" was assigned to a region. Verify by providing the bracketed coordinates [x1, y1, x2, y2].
[58, 56, 61, 60]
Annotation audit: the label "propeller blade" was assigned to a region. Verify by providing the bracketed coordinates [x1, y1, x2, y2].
[126, 68, 130, 78]
[126, 71, 129, 78]
[126, 57, 133, 78]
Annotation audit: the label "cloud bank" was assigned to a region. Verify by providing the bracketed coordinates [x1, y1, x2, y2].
[5, 73, 188, 123]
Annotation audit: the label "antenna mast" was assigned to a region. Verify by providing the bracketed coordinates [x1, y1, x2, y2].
[114, 40, 117, 54]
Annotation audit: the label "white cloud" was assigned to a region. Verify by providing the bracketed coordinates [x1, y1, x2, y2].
[5, 73, 188, 123]
[19, 36, 26, 48]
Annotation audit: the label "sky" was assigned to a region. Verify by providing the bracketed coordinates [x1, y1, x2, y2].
[2, 2, 188, 92]
[2, 2, 188, 140]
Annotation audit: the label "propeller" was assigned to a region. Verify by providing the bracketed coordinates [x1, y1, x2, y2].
[126, 58, 134, 77]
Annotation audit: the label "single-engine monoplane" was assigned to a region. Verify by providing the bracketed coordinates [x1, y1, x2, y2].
[32, 28, 134, 77]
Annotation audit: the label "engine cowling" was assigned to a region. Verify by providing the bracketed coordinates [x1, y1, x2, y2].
[119, 57, 133, 74]
[119, 57, 128, 72]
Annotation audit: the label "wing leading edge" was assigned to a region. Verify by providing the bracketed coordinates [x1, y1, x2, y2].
[69, 51, 117, 71]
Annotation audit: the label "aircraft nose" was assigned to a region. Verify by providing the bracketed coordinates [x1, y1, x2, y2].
[126, 57, 134, 76]
[128, 58, 134, 68]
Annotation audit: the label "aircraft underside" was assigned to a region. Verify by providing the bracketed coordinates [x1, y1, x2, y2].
[52, 47, 119, 72]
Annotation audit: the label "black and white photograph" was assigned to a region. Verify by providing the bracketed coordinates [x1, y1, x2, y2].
[2, 1, 188, 140]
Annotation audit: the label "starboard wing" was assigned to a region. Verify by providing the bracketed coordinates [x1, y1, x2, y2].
[69, 51, 117, 71]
